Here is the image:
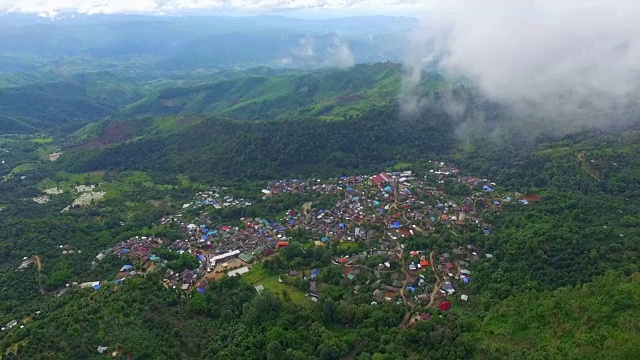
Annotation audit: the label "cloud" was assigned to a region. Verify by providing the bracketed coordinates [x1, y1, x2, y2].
[293, 37, 316, 58]
[403, 0, 640, 137]
[0, 0, 427, 16]
[325, 35, 354, 69]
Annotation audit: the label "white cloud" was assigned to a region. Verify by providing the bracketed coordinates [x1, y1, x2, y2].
[403, 0, 640, 135]
[0, 0, 427, 15]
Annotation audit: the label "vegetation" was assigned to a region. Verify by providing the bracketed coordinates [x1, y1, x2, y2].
[0, 55, 640, 359]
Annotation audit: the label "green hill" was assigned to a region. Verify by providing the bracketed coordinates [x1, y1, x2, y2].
[121, 63, 427, 121]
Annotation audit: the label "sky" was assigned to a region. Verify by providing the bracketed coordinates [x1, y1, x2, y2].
[0, 0, 429, 17]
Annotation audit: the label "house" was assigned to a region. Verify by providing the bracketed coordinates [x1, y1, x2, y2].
[372, 289, 384, 302]
[228, 267, 250, 277]
[460, 294, 469, 301]
[442, 282, 455, 294]
[438, 300, 452, 311]
[97, 346, 108, 354]
[5, 320, 17, 329]
[238, 253, 254, 263]
[381, 285, 397, 292]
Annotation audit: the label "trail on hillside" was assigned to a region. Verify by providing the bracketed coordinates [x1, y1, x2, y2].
[33, 255, 44, 295]
[578, 151, 600, 180]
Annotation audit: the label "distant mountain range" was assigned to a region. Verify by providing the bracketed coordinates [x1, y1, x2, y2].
[0, 14, 414, 73]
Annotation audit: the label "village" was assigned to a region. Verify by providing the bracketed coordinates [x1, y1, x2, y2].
[83, 161, 538, 320]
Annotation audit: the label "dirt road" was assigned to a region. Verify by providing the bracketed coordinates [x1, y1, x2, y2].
[426, 251, 442, 308]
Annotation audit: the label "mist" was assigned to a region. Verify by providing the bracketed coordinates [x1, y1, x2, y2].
[402, 0, 640, 138]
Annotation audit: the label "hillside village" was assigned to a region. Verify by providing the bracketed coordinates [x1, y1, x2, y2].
[81, 161, 537, 320]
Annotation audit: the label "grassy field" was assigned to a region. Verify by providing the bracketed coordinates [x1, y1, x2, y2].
[1, 339, 27, 359]
[241, 265, 310, 306]
[31, 137, 53, 144]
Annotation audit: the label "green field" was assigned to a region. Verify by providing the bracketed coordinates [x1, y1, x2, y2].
[241, 265, 309, 306]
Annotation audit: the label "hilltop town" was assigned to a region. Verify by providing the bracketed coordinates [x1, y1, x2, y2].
[78, 161, 536, 322]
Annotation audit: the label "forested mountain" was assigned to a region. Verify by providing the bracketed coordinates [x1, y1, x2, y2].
[121, 63, 410, 120]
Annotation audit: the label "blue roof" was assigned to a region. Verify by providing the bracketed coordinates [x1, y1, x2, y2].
[463, 277, 470, 284]
[353, 196, 360, 201]
[92, 285, 101, 290]
[347, 187, 353, 191]
[520, 199, 529, 205]
[200, 224, 206, 228]
[339, 223, 345, 228]
[114, 279, 124, 284]
[121, 249, 129, 254]
[120, 265, 133, 272]
[407, 286, 416, 293]
[483, 229, 490, 235]
[278, 226, 286, 231]
[150, 255, 159, 261]
[483, 186, 494, 192]
[340, 176, 348, 180]
[198, 287, 205, 293]
[321, 236, 329, 242]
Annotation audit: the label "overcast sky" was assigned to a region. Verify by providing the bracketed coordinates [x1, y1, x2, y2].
[0, 0, 429, 17]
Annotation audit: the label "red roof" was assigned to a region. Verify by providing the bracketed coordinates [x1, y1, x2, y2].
[420, 260, 430, 267]
[445, 262, 455, 269]
[276, 242, 289, 248]
[523, 193, 541, 202]
[421, 313, 432, 321]
[339, 257, 347, 264]
[342, 267, 351, 277]
[441, 214, 449, 221]
[438, 301, 452, 311]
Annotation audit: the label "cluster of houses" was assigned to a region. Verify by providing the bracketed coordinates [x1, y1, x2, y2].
[97, 236, 165, 264]
[180, 187, 252, 210]
[75, 163, 533, 303]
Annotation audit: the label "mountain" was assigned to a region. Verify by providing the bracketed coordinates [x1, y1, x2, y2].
[121, 63, 410, 121]
[0, 15, 412, 73]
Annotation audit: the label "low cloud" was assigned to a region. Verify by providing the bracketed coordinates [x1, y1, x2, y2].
[403, 0, 640, 137]
[326, 36, 354, 69]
